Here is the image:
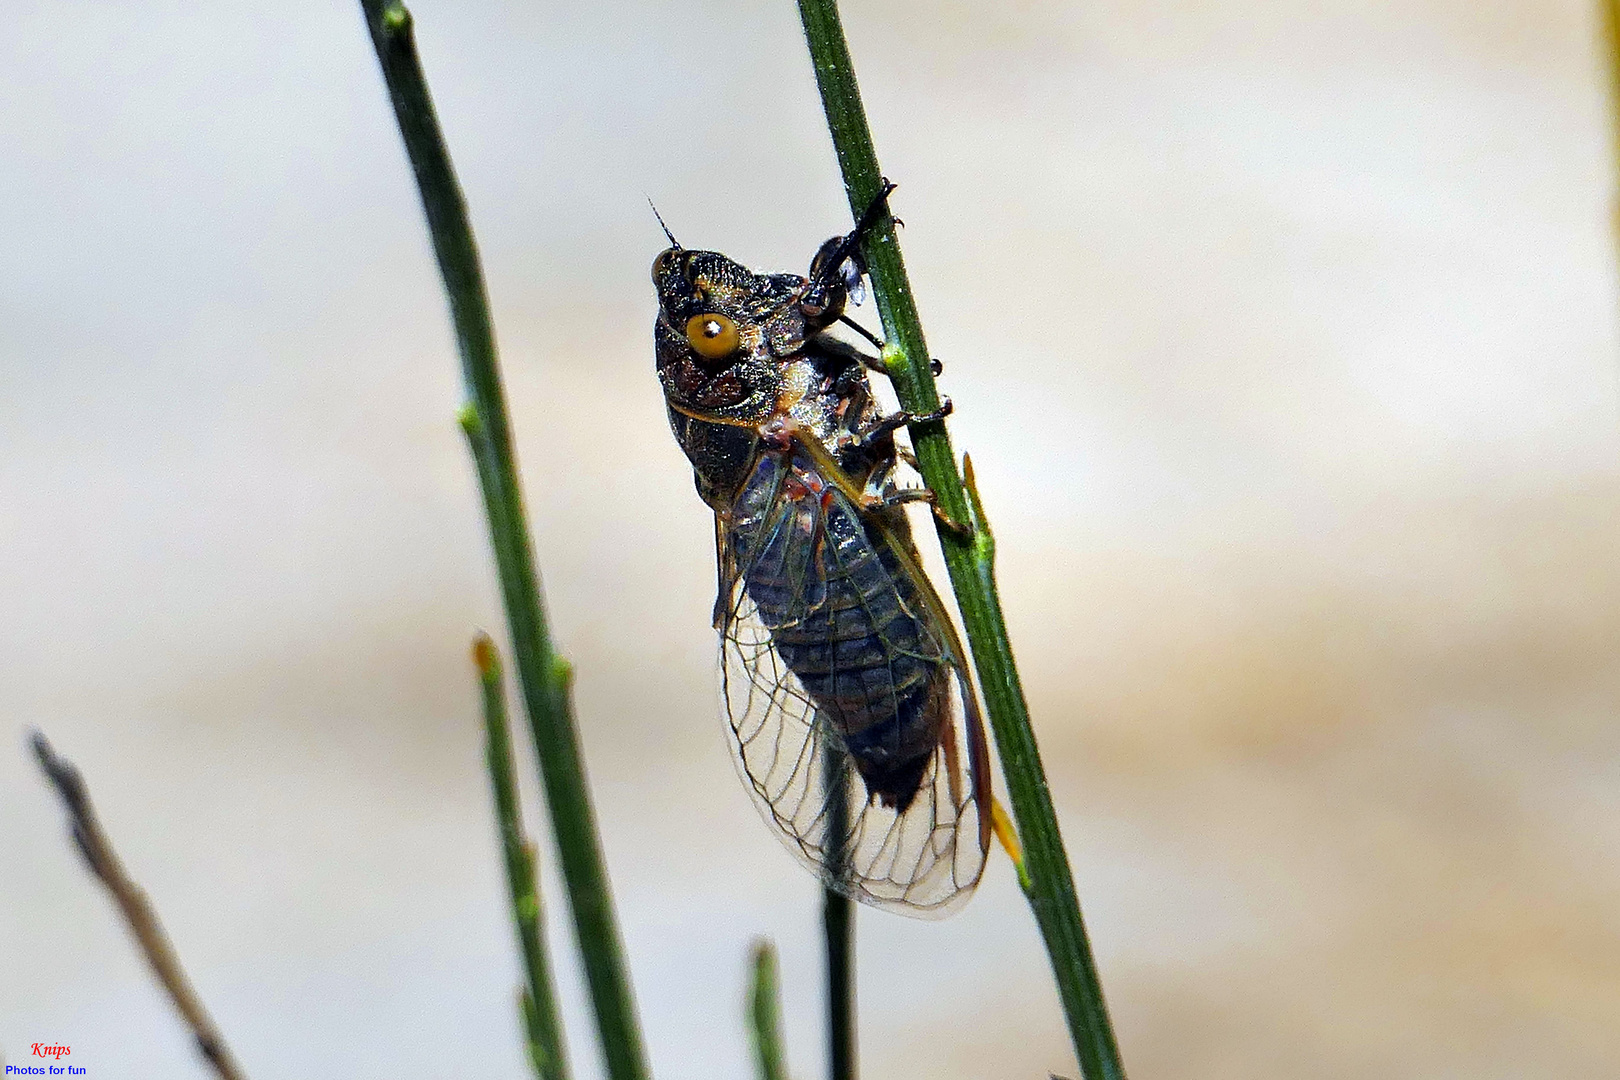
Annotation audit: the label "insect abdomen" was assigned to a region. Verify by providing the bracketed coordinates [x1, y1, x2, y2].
[741, 480, 948, 810]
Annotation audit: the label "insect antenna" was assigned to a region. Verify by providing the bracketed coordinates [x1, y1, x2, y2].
[648, 198, 681, 250]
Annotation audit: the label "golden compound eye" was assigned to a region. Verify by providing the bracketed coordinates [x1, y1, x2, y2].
[685, 313, 740, 360]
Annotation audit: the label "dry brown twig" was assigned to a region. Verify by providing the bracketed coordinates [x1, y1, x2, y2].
[29, 730, 248, 1080]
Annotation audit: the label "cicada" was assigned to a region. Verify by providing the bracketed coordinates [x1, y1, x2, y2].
[651, 191, 991, 916]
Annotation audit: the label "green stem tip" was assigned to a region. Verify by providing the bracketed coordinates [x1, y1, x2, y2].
[477, 633, 571, 1080]
[748, 940, 790, 1080]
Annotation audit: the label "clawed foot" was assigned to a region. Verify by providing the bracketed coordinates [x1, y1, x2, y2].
[867, 486, 973, 539]
[848, 398, 952, 450]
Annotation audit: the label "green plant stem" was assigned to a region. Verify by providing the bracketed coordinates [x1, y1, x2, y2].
[357, 6, 650, 1080]
[822, 887, 855, 1080]
[822, 754, 856, 1080]
[794, 2, 1126, 1077]
[476, 635, 571, 1080]
[747, 941, 790, 1080]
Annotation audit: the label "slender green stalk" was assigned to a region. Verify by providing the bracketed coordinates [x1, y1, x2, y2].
[357, 6, 649, 1080]
[794, 3, 1126, 1077]
[476, 634, 571, 1080]
[822, 755, 855, 1080]
[821, 888, 854, 1080]
[747, 941, 790, 1080]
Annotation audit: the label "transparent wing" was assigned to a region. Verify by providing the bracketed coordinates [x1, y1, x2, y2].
[717, 452, 990, 917]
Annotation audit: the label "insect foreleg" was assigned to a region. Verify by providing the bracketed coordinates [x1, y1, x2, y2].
[821, 178, 899, 282]
[830, 316, 944, 378]
[837, 314, 886, 355]
[803, 180, 900, 314]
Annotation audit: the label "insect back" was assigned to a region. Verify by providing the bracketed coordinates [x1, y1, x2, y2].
[651, 213, 991, 916]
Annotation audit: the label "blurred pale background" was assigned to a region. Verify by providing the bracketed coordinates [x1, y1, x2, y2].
[3, 0, 1617, 1076]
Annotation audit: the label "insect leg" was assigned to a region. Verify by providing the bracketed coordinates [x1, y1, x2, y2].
[837, 314, 886, 355]
[851, 178, 900, 242]
[847, 398, 953, 451]
[832, 316, 941, 377]
[810, 179, 900, 298]
[712, 512, 737, 630]
[865, 486, 973, 539]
